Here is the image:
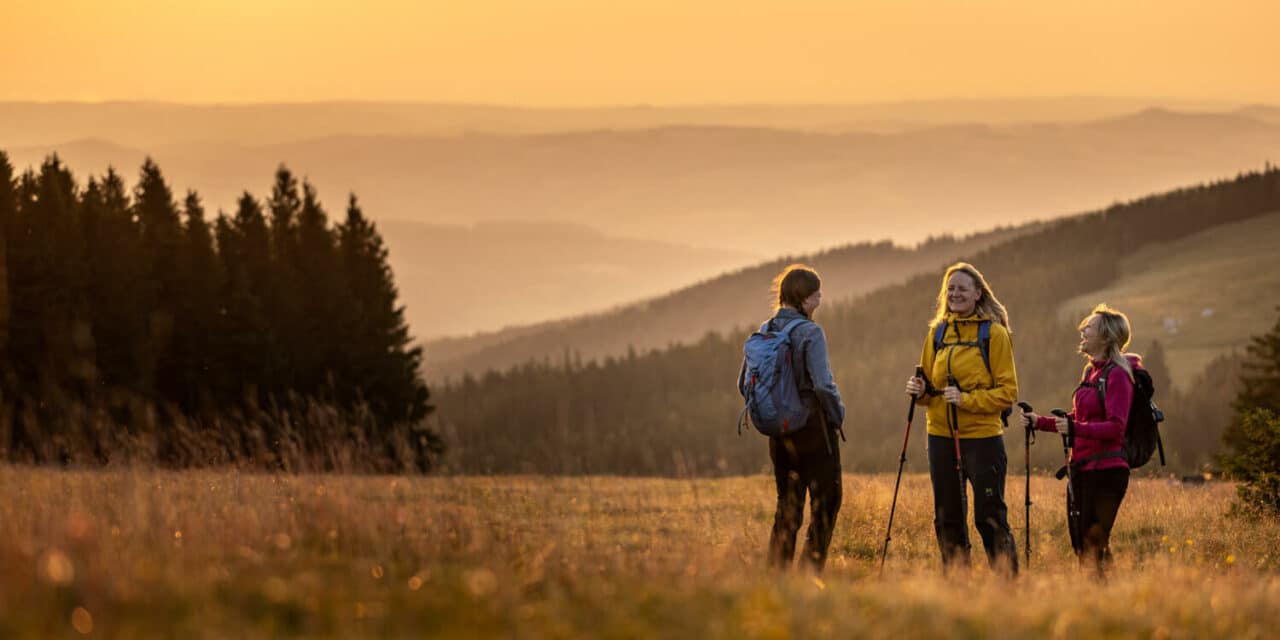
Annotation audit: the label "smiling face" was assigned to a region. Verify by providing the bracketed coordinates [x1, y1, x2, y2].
[1078, 314, 1107, 357]
[946, 271, 980, 316]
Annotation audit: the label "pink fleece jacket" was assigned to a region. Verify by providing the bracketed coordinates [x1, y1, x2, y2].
[1035, 355, 1141, 472]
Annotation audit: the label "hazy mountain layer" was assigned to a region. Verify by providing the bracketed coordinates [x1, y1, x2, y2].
[0, 98, 1243, 147]
[10, 108, 1279, 261]
[9, 106, 1280, 339]
[377, 219, 758, 338]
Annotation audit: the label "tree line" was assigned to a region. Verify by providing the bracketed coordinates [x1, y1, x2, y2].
[0, 152, 437, 470]
[1220, 305, 1280, 514]
[432, 167, 1280, 476]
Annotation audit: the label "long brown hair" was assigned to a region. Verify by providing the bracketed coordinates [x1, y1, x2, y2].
[930, 262, 1011, 332]
[771, 264, 821, 317]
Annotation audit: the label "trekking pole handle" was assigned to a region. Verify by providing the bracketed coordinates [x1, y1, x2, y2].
[908, 365, 926, 406]
[909, 365, 928, 395]
[1016, 401, 1034, 430]
[1050, 409, 1074, 448]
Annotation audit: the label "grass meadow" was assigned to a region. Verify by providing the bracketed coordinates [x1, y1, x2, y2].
[2, 466, 1278, 639]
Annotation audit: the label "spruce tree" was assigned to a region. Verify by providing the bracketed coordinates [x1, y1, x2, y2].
[266, 166, 303, 391]
[220, 193, 274, 401]
[337, 194, 434, 464]
[1235, 307, 1280, 414]
[0, 152, 13, 360]
[293, 181, 344, 394]
[134, 159, 184, 403]
[86, 169, 150, 395]
[172, 190, 222, 411]
[1221, 307, 1280, 513]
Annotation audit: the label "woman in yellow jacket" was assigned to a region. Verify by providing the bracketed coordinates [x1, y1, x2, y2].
[905, 262, 1019, 574]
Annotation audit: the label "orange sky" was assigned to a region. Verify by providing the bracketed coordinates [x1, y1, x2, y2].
[2, 0, 1277, 106]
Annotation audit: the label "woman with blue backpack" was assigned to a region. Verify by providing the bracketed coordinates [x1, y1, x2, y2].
[1017, 304, 1145, 576]
[904, 262, 1020, 574]
[737, 264, 846, 572]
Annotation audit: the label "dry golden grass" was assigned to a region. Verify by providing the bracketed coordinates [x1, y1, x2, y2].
[1, 467, 1277, 639]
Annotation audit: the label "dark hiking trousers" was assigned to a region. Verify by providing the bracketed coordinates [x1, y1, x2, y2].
[1068, 466, 1129, 574]
[927, 434, 1019, 573]
[768, 423, 841, 572]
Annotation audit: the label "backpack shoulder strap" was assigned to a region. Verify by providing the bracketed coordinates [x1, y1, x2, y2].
[932, 320, 948, 354]
[1080, 362, 1114, 420]
[977, 320, 993, 377]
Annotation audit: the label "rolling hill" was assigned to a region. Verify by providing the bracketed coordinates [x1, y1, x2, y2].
[422, 224, 1036, 381]
[429, 167, 1280, 475]
[1059, 209, 1280, 391]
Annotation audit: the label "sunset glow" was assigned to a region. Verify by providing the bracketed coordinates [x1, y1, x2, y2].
[2, 0, 1277, 105]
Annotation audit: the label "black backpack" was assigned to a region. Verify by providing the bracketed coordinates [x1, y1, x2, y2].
[1077, 362, 1166, 469]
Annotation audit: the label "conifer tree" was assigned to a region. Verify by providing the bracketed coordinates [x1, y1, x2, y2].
[32, 157, 91, 394]
[292, 181, 344, 394]
[337, 194, 432, 433]
[172, 190, 222, 411]
[134, 159, 184, 402]
[86, 169, 150, 394]
[1234, 307, 1280, 414]
[219, 192, 275, 400]
[1221, 307, 1280, 513]
[267, 166, 304, 391]
[0, 152, 13, 359]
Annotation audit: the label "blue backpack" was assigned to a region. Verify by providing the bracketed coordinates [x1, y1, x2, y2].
[738, 318, 812, 436]
[932, 319, 996, 376]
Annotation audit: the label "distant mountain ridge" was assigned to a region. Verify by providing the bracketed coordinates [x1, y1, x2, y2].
[11, 106, 1280, 260]
[0, 97, 1249, 147]
[8, 104, 1280, 340]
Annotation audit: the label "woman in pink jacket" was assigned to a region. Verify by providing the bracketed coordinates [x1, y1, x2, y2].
[1019, 304, 1141, 574]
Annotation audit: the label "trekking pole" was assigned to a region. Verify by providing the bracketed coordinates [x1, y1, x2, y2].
[945, 375, 970, 553]
[1017, 401, 1036, 569]
[879, 366, 925, 574]
[1051, 408, 1081, 553]
[946, 375, 966, 485]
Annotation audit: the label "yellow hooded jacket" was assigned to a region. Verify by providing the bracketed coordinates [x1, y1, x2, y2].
[916, 313, 1018, 439]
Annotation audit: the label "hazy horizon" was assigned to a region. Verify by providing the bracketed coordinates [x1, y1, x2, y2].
[7, 100, 1280, 339]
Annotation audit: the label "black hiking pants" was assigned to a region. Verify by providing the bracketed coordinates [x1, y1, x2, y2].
[1068, 466, 1129, 574]
[927, 434, 1019, 574]
[768, 423, 841, 572]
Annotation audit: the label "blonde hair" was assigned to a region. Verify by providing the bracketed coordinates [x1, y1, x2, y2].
[1081, 303, 1135, 381]
[931, 262, 1011, 333]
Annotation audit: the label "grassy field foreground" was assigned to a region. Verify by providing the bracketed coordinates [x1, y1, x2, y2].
[1, 468, 1278, 639]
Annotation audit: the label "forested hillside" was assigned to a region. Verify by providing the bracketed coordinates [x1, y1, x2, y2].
[0, 152, 435, 470]
[424, 225, 1033, 381]
[432, 167, 1280, 475]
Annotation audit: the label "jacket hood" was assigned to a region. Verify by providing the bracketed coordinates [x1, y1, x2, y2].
[767, 307, 813, 331]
